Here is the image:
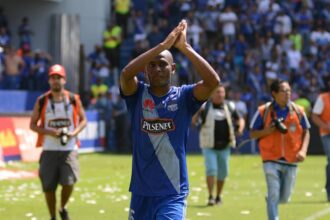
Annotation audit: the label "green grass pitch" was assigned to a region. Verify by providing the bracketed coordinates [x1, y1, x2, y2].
[0, 154, 329, 220]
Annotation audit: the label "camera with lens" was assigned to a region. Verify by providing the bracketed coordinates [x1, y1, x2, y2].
[59, 127, 69, 146]
[272, 117, 287, 134]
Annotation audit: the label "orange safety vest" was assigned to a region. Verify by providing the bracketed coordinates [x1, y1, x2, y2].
[258, 103, 304, 163]
[318, 92, 330, 136]
[35, 90, 81, 148]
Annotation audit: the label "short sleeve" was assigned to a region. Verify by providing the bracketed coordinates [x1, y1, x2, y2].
[181, 84, 205, 115]
[120, 81, 144, 113]
[249, 110, 263, 130]
[312, 95, 324, 115]
[300, 111, 311, 129]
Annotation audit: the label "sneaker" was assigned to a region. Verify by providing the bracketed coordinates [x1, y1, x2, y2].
[215, 196, 222, 205]
[59, 208, 70, 220]
[207, 195, 215, 206]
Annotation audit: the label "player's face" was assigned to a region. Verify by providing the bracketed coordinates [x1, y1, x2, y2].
[49, 75, 66, 92]
[145, 51, 175, 87]
[273, 82, 291, 106]
[212, 86, 225, 104]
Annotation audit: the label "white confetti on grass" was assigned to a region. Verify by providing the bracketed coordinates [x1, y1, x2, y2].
[115, 197, 123, 202]
[240, 210, 250, 215]
[190, 196, 199, 202]
[86, 200, 97, 204]
[25, 213, 33, 217]
[99, 209, 105, 214]
[305, 192, 313, 197]
[196, 212, 211, 216]
[97, 184, 122, 193]
[124, 208, 130, 212]
[191, 187, 202, 192]
[120, 195, 129, 200]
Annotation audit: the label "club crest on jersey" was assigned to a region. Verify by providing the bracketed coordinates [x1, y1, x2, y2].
[141, 118, 175, 134]
[167, 103, 178, 111]
[48, 118, 71, 128]
[143, 99, 155, 112]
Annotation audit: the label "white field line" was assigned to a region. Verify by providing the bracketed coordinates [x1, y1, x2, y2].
[304, 207, 330, 220]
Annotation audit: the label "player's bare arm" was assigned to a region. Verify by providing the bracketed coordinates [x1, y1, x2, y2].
[174, 20, 220, 101]
[120, 21, 185, 96]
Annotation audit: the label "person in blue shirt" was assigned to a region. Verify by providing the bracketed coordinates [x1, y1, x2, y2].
[250, 80, 310, 220]
[120, 20, 220, 220]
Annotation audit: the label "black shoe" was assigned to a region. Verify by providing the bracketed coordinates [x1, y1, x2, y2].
[50, 217, 56, 220]
[59, 208, 70, 220]
[215, 196, 222, 205]
[207, 195, 215, 206]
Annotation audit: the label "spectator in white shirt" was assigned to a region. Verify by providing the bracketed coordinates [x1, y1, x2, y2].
[274, 11, 292, 36]
[219, 6, 238, 42]
[287, 44, 302, 71]
[310, 27, 330, 46]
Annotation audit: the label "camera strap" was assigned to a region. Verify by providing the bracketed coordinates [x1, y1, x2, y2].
[262, 101, 302, 127]
[262, 102, 273, 126]
[49, 93, 70, 118]
[289, 102, 302, 122]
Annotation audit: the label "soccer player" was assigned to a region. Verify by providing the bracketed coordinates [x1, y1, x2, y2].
[120, 20, 220, 219]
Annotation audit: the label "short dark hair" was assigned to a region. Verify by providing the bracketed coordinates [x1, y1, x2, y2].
[270, 79, 288, 93]
[323, 75, 330, 92]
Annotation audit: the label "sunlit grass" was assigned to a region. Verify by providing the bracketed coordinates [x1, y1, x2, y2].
[0, 154, 329, 220]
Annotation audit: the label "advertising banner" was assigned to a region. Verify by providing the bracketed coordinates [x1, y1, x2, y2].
[0, 111, 105, 162]
[0, 118, 21, 161]
[12, 117, 41, 162]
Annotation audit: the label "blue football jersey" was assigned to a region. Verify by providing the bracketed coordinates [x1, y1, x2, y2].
[121, 82, 203, 196]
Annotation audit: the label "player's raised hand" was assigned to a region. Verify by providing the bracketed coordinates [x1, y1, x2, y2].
[160, 20, 185, 50]
[174, 19, 188, 51]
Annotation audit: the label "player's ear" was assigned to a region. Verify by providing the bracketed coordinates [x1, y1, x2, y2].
[171, 63, 176, 75]
[144, 70, 150, 83]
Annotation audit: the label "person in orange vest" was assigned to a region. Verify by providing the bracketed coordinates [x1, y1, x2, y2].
[312, 76, 330, 202]
[30, 64, 87, 220]
[250, 79, 310, 220]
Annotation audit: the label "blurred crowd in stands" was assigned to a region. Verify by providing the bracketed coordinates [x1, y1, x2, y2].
[108, 0, 330, 121]
[1, 0, 330, 152]
[0, 7, 52, 91]
[87, 0, 330, 152]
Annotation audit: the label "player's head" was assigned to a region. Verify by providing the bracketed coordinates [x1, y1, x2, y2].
[145, 50, 176, 88]
[48, 64, 66, 92]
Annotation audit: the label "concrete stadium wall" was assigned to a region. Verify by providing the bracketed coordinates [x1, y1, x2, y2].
[1, 0, 110, 54]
